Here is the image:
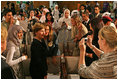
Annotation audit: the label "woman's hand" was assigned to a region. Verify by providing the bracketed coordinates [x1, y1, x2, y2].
[22, 54, 28, 60]
[79, 38, 86, 55]
[9, 16, 14, 29]
[24, 55, 28, 60]
[28, 16, 32, 21]
[86, 35, 93, 48]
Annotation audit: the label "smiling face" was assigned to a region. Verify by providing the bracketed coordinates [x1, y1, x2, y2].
[45, 26, 50, 36]
[47, 14, 51, 21]
[30, 10, 34, 17]
[35, 28, 45, 40]
[17, 30, 23, 39]
[71, 18, 76, 26]
[65, 10, 69, 18]
[5, 12, 13, 22]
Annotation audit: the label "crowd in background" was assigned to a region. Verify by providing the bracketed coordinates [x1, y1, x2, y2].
[1, 1, 117, 79]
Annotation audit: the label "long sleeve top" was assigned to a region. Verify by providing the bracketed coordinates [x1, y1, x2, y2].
[78, 50, 117, 79]
[6, 41, 26, 66]
[30, 38, 49, 77]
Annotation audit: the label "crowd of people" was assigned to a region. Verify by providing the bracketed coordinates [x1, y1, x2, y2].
[1, 1, 117, 79]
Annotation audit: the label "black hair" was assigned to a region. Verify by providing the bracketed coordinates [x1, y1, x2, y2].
[80, 4, 85, 8]
[86, 1, 90, 4]
[90, 18, 103, 45]
[102, 18, 110, 24]
[39, 5, 44, 10]
[3, 9, 12, 16]
[82, 11, 89, 17]
[86, 7, 92, 13]
[45, 12, 54, 23]
[35, 9, 39, 15]
[94, 5, 100, 9]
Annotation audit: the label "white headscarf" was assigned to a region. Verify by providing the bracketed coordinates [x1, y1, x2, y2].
[63, 9, 71, 19]
[58, 9, 71, 29]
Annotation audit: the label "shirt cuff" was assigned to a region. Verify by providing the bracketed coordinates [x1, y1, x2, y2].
[22, 56, 27, 61]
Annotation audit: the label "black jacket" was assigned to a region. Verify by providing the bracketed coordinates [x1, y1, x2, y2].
[47, 32, 58, 56]
[1, 58, 16, 79]
[82, 20, 91, 31]
[30, 38, 49, 79]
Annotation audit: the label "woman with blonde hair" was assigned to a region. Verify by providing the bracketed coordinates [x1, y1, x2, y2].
[78, 26, 117, 79]
[1, 26, 16, 79]
[71, 15, 88, 56]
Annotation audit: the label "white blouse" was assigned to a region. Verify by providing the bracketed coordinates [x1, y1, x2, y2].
[6, 41, 26, 66]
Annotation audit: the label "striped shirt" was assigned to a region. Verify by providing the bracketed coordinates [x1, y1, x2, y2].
[78, 50, 117, 79]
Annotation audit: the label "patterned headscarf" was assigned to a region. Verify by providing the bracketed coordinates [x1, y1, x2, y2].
[7, 25, 23, 46]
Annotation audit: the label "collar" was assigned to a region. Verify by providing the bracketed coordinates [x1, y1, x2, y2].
[85, 18, 90, 23]
[96, 13, 100, 17]
[1, 55, 6, 60]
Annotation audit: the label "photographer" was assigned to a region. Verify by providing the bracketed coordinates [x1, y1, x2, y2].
[57, 9, 72, 43]
[28, 10, 39, 22]
[78, 26, 117, 79]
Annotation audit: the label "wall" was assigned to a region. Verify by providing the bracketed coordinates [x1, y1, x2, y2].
[1, 1, 114, 12]
[56, 1, 113, 12]
[1, 1, 49, 11]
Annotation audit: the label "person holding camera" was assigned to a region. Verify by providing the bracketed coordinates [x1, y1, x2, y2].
[5, 25, 28, 78]
[78, 26, 117, 79]
[28, 10, 39, 22]
[57, 9, 72, 43]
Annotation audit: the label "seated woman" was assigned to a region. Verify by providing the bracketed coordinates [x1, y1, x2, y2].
[78, 26, 117, 79]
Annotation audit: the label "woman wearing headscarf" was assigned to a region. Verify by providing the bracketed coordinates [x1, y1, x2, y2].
[40, 8, 49, 23]
[6, 25, 27, 78]
[57, 9, 72, 44]
[52, 5, 59, 22]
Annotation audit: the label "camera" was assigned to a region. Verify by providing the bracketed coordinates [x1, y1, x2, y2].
[84, 38, 88, 42]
